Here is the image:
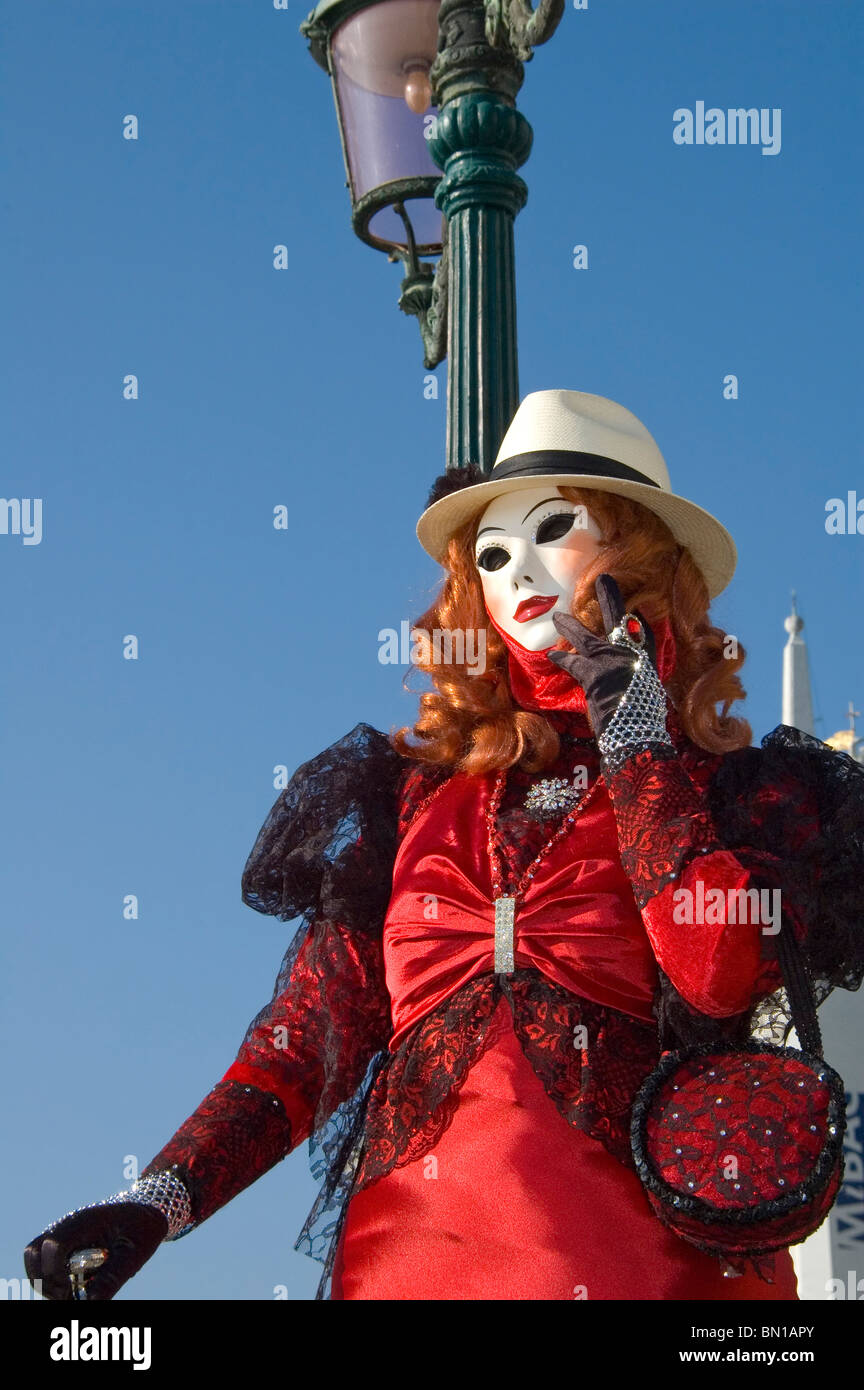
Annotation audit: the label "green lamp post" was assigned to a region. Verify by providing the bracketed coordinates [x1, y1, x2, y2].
[300, 0, 564, 474]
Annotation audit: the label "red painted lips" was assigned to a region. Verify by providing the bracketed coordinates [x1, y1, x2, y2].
[513, 595, 558, 623]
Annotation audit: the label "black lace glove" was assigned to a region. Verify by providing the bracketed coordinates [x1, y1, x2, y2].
[24, 1201, 168, 1301]
[546, 574, 673, 771]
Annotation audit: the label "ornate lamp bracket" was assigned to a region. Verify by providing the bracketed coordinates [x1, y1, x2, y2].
[390, 204, 449, 369]
[484, 0, 565, 62]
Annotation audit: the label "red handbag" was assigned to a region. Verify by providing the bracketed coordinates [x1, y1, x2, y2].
[630, 922, 846, 1259]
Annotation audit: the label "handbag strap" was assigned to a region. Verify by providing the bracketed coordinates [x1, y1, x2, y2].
[776, 916, 823, 1058]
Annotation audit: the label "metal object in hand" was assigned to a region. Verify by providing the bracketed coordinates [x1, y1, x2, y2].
[67, 1247, 108, 1299]
[607, 612, 645, 649]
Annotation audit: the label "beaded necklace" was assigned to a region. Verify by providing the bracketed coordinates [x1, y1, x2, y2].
[485, 767, 604, 974]
[404, 758, 604, 978]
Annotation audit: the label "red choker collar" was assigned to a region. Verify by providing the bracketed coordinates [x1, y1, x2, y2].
[488, 610, 677, 715]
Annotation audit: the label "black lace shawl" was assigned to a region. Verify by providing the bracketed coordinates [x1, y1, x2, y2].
[240, 720, 864, 1297]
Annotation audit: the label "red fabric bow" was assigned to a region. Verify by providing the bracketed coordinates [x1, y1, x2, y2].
[384, 769, 661, 1049]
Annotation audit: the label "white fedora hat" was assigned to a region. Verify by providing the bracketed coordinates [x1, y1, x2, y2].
[416, 388, 736, 598]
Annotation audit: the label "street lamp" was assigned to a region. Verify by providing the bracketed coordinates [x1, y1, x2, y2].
[301, 0, 564, 471]
[301, 0, 447, 366]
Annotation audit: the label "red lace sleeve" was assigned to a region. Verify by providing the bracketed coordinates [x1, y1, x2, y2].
[603, 744, 779, 1019]
[139, 1080, 293, 1231]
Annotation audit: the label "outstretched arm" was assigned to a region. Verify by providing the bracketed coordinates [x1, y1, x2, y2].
[139, 913, 391, 1229]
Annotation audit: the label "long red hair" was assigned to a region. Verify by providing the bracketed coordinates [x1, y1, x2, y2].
[390, 486, 751, 774]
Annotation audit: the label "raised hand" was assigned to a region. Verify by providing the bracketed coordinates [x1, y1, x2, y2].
[546, 575, 674, 775]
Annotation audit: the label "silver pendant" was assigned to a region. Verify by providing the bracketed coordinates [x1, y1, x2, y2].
[494, 895, 516, 974]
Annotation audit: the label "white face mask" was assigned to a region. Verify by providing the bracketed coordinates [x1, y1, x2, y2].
[474, 486, 603, 651]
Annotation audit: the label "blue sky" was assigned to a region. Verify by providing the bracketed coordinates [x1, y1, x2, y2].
[3, 1, 862, 1300]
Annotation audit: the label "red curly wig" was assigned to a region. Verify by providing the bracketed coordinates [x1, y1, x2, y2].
[390, 485, 751, 774]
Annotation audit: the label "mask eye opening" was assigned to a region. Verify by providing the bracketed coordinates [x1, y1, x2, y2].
[475, 543, 511, 573]
[530, 509, 579, 546]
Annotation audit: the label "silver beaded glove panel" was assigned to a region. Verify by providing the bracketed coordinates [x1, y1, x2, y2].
[46, 1166, 193, 1243]
[124, 1168, 193, 1239]
[597, 649, 674, 775]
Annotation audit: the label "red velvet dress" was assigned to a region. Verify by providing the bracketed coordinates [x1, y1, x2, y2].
[327, 705, 798, 1301]
[142, 619, 862, 1299]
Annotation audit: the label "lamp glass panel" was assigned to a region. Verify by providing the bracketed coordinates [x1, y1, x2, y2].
[332, 0, 440, 198]
[367, 196, 443, 249]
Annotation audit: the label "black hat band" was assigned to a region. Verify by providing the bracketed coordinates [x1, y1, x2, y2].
[491, 450, 661, 489]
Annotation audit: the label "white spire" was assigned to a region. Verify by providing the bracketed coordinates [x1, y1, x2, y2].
[782, 592, 816, 735]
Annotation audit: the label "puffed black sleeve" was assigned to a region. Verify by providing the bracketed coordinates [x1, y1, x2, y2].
[708, 726, 864, 1005]
[240, 720, 405, 930]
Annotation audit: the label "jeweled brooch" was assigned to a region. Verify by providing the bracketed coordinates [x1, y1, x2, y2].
[524, 776, 586, 816]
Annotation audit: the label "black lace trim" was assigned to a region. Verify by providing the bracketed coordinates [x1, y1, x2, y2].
[708, 725, 864, 1004]
[238, 723, 408, 1297]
